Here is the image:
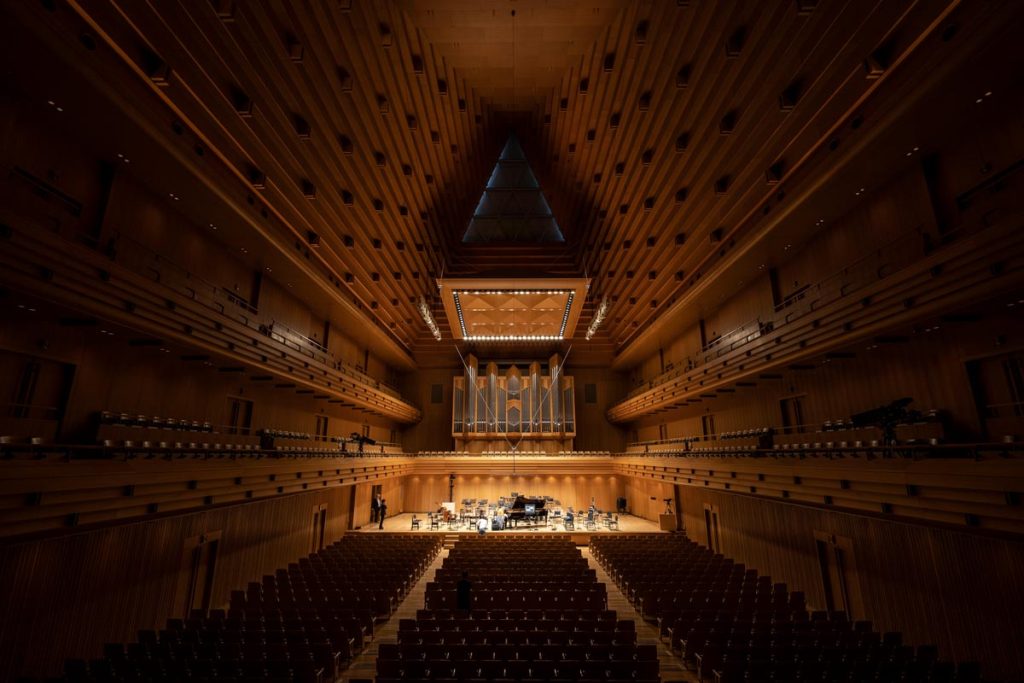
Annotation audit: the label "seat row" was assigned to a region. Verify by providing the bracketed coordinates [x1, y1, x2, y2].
[375, 536, 657, 682]
[590, 534, 980, 683]
[381, 642, 656, 663]
[414, 608, 620, 622]
[60, 534, 440, 683]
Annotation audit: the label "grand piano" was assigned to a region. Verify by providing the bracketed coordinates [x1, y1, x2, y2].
[508, 495, 548, 527]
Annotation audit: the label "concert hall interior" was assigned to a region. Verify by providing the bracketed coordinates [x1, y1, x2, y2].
[2, 1, 1024, 682]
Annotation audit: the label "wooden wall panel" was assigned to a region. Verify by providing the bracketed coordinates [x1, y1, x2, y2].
[622, 477, 674, 522]
[351, 478, 406, 529]
[259, 277, 318, 344]
[399, 366, 459, 453]
[0, 485, 355, 681]
[776, 168, 934, 302]
[0, 96, 105, 238]
[103, 174, 253, 302]
[0, 309, 400, 443]
[662, 326, 704, 379]
[568, 367, 629, 452]
[630, 317, 1010, 440]
[702, 273, 774, 347]
[678, 487, 1024, 682]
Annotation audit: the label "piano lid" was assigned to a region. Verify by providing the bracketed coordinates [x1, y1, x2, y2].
[510, 495, 546, 509]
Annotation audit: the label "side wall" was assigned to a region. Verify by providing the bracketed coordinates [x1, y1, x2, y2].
[0, 485, 356, 680]
[679, 487, 1024, 682]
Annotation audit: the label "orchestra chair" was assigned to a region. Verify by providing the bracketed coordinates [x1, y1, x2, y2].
[411, 515, 420, 530]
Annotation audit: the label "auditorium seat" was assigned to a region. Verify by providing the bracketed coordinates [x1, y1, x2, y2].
[591, 534, 978, 683]
[61, 534, 440, 682]
[380, 535, 658, 682]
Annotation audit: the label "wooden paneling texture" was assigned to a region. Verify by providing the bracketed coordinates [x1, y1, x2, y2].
[9, 0, 1016, 359]
[0, 485, 354, 680]
[628, 311, 1024, 441]
[0, 309, 398, 444]
[103, 174, 254, 309]
[678, 487, 1024, 682]
[0, 225, 420, 422]
[399, 366, 460, 453]
[622, 477, 674, 522]
[566, 367, 628, 453]
[610, 215, 1024, 421]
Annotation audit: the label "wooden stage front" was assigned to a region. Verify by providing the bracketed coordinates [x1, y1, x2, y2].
[355, 512, 665, 542]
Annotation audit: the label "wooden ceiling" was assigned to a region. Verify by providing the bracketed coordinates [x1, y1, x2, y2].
[14, 0, 1005, 367]
[396, 0, 629, 111]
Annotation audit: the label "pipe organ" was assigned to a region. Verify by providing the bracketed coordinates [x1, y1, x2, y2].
[453, 354, 575, 452]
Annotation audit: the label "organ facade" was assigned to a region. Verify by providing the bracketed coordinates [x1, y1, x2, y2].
[452, 354, 575, 452]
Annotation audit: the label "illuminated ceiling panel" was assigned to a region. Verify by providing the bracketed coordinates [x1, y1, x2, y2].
[439, 277, 589, 341]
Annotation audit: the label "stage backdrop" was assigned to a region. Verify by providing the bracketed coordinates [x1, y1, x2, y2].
[402, 472, 622, 515]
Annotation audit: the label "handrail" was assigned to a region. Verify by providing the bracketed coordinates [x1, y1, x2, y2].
[614, 441, 1024, 460]
[984, 401, 1024, 417]
[94, 415, 402, 447]
[106, 230, 400, 396]
[627, 415, 948, 448]
[0, 403, 60, 420]
[625, 224, 931, 399]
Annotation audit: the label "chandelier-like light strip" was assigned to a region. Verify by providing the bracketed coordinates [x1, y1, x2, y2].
[418, 296, 442, 341]
[453, 289, 573, 341]
[585, 295, 610, 340]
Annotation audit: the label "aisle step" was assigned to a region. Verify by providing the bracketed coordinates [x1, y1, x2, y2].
[582, 547, 697, 682]
[341, 547, 449, 682]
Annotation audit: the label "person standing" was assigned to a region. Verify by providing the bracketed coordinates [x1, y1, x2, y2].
[378, 498, 388, 530]
[456, 571, 473, 613]
[371, 492, 382, 524]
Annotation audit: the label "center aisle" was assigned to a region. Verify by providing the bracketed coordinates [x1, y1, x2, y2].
[580, 548, 695, 683]
[342, 546, 451, 682]
[343, 538, 690, 683]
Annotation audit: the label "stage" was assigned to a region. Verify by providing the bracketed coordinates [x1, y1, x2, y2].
[355, 512, 665, 539]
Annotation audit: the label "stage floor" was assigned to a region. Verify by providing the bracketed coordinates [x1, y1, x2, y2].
[355, 512, 663, 537]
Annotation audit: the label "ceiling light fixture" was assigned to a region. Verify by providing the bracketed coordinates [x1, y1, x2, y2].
[418, 296, 441, 341]
[586, 296, 610, 340]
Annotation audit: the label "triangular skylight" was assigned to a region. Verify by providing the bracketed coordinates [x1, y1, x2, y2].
[463, 134, 564, 243]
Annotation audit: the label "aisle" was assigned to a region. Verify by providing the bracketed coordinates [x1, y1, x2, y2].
[341, 543, 694, 683]
[581, 548, 696, 683]
[340, 547, 449, 682]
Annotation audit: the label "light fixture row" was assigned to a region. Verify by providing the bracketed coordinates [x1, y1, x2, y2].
[458, 290, 572, 296]
[464, 335, 565, 341]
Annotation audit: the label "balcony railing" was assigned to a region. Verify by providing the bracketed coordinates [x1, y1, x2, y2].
[626, 226, 931, 399]
[109, 231, 401, 397]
